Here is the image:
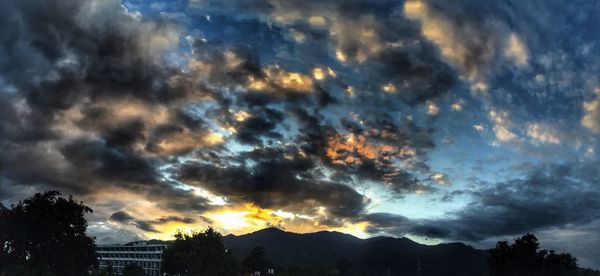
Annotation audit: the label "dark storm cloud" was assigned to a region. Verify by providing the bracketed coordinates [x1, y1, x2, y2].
[177, 146, 369, 220]
[441, 162, 600, 240]
[109, 211, 159, 232]
[152, 216, 196, 225]
[188, 40, 332, 108]
[195, 0, 455, 194]
[144, 183, 214, 213]
[235, 108, 284, 144]
[0, 0, 225, 210]
[362, 212, 452, 238]
[364, 162, 600, 241]
[109, 211, 196, 233]
[61, 138, 157, 183]
[1, 0, 475, 236]
[177, 0, 461, 195]
[109, 211, 136, 223]
[0, 0, 351, 221]
[325, 112, 436, 194]
[288, 107, 331, 156]
[334, 113, 434, 193]
[188, 0, 458, 103]
[0, 0, 186, 109]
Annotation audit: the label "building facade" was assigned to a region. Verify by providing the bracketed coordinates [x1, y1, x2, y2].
[97, 241, 167, 276]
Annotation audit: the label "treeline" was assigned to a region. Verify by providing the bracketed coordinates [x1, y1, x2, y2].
[488, 233, 599, 276]
[160, 229, 345, 276]
[0, 191, 97, 276]
[1, 191, 599, 276]
[0, 191, 336, 276]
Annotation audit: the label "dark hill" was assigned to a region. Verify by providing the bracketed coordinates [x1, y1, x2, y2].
[223, 228, 363, 266]
[223, 227, 488, 276]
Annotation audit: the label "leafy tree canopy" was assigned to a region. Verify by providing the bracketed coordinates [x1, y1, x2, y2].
[0, 191, 97, 276]
[122, 263, 145, 276]
[161, 227, 237, 276]
[242, 246, 271, 273]
[90, 265, 115, 276]
[488, 233, 580, 276]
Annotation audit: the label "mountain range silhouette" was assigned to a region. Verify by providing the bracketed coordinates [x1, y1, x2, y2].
[223, 227, 488, 276]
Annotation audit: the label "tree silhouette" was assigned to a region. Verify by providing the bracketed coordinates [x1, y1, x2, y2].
[242, 246, 271, 274]
[488, 233, 579, 276]
[122, 263, 144, 276]
[0, 191, 97, 276]
[90, 265, 115, 276]
[161, 227, 237, 276]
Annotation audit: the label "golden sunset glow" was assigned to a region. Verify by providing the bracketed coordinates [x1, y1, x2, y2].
[247, 75, 269, 91]
[233, 111, 251, 122]
[246, 66, 314, 93]
[146, 223, 198, 240]
[451, 102, 463, 111]
[335, 49, 347, 62]
[330, 221, 369, 239]
[312, 67, 336, 80]
[105, 99, 171, 128]
[382, 83, 397, 93]
[345, 86, 356, 97]
[202, 204, 276, 234]
[268, 70, 314, 92]
[177, 203, 370, 237]
[203, 132, 224, 146]
[94, 187, 372, 241]
[312, 68, 325, 80]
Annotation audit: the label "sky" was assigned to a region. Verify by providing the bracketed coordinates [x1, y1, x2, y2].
[1, 0, 600, 269]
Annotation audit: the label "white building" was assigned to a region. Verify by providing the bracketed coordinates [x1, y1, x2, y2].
[97, 241, 167, 276]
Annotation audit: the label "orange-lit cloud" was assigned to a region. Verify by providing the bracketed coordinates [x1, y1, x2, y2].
[312, 67, 335, 80]
[150, 131, 224, 155]
[326, 133, 413, 166]
[246, 65, 314, 93]
[382, 83, 397, 93]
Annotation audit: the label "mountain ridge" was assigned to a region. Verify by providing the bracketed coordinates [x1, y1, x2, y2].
[223, 227, 488, 276]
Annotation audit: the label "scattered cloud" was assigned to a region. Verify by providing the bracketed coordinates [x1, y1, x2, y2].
[489, 109, 517, 142]
[582, 88, 600, 133]
[527, 123, 560, 145]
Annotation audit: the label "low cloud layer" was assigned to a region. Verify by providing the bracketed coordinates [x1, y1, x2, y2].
[109, 211, 196, 233]
[364, 162, 600, 240]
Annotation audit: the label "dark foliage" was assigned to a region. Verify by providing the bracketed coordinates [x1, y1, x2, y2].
[488, 233, 587, 276]
[0, 191, 97, 276]
[90, 265, 115, 276]
[122, 263, 145, 276]
[161, 227, 237, 276]
[242, 246, 272, 274]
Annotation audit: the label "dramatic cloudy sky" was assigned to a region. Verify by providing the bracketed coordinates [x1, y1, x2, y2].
[2, 0, 600, 269]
